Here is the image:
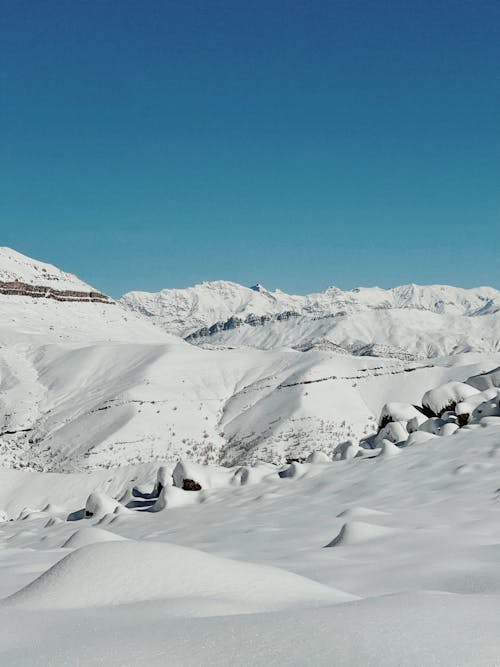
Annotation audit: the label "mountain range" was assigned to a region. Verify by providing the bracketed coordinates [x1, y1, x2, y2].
[1, 246, 499, 472]
[121, 279, 500, 358]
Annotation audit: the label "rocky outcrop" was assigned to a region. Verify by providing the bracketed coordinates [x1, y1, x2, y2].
[0, 280, 113, 303]
[185, 310, 301, 341]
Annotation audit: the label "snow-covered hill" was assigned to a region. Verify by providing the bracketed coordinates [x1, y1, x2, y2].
[0, 246, 96, 292]
[0, 246, 113, 303]
[120, 280, 500, 357]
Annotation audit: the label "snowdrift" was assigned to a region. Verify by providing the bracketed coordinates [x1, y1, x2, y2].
[5, 540, 354, 613]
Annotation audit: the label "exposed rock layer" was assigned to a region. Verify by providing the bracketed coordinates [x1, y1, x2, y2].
[0, 281, 112, 303]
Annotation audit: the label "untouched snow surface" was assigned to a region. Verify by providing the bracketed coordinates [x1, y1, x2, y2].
[2, 420, 500, 664]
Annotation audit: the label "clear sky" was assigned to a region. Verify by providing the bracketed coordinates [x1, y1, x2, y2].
[1, 1, 499, 297]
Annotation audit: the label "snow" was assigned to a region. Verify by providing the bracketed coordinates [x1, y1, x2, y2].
[6, 540, 353, 612]
[378, 438, 402, 457]
[2, 419, 500, 663]
[1, 246, 500, 470]
[61, 526, 126, 548]
[2, 247, 500, 664]
[324, 520, 396, 547]
[84, 492, 124, 518]
[378, 401, 422, 426]
[0, 246, 98, 292]
[374, 420, 409, 445]
[121, 279, 500, 339]
[467, 365, 500, 390]
[422, 380, 480, 416]
[121, 280, 500, 359]
[4, 307, 497, 470]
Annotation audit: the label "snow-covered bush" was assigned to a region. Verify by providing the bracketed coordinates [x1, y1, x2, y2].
[455, 388, 498, 425]
[332, 439, 360, 460]
[406, 413, 428, 433]
[426, 383, 479, 417]
[374, 421, 408, 446]
[378, 402, 423, 429]
[306, 451, 330, 463]
[422, 381, 480, 417]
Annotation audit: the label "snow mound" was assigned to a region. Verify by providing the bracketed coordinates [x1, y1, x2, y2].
[378, 439, 402, 458]
[306, 451, 331, 463]
[405, 430, 438, 446]
[61, 527, 127, 549]
[172, 460, 279, 490]
[278, 462, 326, 480]
[324, 521, 395, 547]
[172, 461, 233, 490]
[471, 396, 500, 421]
[5, 540, 355, 612]
[84, 492, 124, 518]
[151, 485, 201, 512]
[336, 507, 388, 519]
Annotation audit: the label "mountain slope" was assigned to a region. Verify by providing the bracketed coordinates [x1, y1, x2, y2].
[0, 246, 96, 292]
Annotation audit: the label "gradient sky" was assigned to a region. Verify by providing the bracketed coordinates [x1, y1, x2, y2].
[1, 1, 499, 297]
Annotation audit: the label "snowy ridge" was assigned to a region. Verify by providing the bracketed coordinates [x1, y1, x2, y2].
[121, 280, 500, 357]
[121, 280, 500, 333]
[0, 247, 99, 293]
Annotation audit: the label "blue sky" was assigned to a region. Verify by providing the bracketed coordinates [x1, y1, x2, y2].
[1, 1, 499, 296]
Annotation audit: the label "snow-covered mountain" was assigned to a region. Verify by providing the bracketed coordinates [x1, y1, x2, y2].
[120, 280, 500, 357]
[1, 246, 499, 473]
